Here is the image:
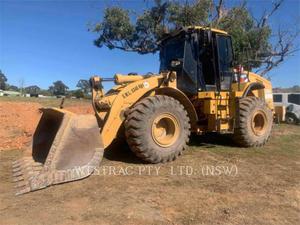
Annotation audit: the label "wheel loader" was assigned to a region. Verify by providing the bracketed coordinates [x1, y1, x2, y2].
[13, 26, 274, 194]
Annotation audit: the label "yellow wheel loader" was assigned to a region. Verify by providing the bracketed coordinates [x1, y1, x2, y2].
[13, 26, 274, 194]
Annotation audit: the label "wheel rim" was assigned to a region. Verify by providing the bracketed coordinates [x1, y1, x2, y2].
[286, 116, 294, 124]
[251, 110, 267, 136]
[151, 113, 180, 147]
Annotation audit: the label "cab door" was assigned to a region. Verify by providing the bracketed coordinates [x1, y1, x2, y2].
[216, 35, 234, 91]
[215, 35, 234, 131]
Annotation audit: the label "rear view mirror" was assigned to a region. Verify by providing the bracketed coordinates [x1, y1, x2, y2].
[170, 59, 183, 69]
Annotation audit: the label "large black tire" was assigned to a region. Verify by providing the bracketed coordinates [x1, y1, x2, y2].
[234, 96, 273, 147]
[285, 113, 298, 125]
[124, 95, 191, 163]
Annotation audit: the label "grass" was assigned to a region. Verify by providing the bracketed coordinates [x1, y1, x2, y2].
[188, 124, 300, 158]
[0, 123, 299, 225]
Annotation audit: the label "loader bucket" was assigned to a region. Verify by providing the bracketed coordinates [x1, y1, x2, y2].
[12, 108, 104, 195]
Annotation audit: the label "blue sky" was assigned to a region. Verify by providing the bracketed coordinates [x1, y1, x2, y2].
[0, 0, 299, 90]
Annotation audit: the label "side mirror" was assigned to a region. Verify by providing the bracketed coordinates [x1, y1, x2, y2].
[170, 59, 183, 70]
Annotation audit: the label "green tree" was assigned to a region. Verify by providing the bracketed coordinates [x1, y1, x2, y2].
[49, 81, 69, 96]
[39, 89, 52, 96]
[8, 85, 19, 91]
[76, 79, 90, 94]
[91, 0, 299, 76]
[73, 89, 85, 98]
[25, 85, 40, 95]
[0, 70, 7, 90]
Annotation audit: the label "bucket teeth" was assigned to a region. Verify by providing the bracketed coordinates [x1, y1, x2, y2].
[16, 187, 31, 196]
[13, 171, 23, 177]
[12, 167, 22, 173]
[12, 160, 21, 166]
[12, 163, 20, 169]
[11, 157, 44, 195]
[12, 157, 30, 165]
[15, 181, 28, 188]
[12, 159, 31, 169]
[13, 176, 24, 182]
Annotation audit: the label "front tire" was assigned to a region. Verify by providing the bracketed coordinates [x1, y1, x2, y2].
[234, 96, 273, 147]
[124, 95, 190, 163]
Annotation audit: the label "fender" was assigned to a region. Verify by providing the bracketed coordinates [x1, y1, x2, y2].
[242, 82, 265, 98]
[97, 75, 163, 147]
[155, 87, 198, 128]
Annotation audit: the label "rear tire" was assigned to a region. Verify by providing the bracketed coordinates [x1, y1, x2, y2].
[234, 96, 272, 147]
[285, 113, 298, 124]
[124, 95, 190, 163]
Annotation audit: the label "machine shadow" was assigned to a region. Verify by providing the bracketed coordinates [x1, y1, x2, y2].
[104, 133, 238, 164]
[103, 139, 146, 164]
[189, 133, 238, 148]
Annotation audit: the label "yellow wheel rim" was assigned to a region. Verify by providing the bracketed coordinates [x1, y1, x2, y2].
[251, 110, 267, 136]
[151, 113, 180, 147]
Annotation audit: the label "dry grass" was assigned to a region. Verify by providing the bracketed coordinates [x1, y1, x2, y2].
[0, 123, 299, 225]
[0, 98, 299, 224]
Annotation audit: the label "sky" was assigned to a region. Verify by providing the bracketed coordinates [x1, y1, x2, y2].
[0, 0, 300, 90]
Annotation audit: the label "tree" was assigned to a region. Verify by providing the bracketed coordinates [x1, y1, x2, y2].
[25, 85, 40, 95]
[48, 85, 54, 95]
[73, 89, 85, 98]
[290, 85, 300, 93]
[49, 81, 69, 96]
[76, 79, 90, 94]
[8, 85, 19, 91]
[39, 89, 52, 96]
[0, 70, 7, 90]
[91, 0, 299, 76]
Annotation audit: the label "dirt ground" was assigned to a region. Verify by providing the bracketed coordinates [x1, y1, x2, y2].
[0, 98, 299, 225]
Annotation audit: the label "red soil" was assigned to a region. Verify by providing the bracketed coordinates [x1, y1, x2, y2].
[0, 101, 93, 151]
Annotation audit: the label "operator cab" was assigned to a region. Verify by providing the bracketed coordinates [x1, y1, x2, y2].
[159, 27, 234, 95]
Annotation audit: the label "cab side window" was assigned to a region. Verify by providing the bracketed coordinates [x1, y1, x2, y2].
[216, 35, 234, 90]
[288, 94, 300, 105]
[273, 94, 283, 103]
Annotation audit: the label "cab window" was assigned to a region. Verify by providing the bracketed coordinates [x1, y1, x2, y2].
[273, 94, 283, 103]
[288, 94, 300, 105]
[216, 35, 233, 90]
